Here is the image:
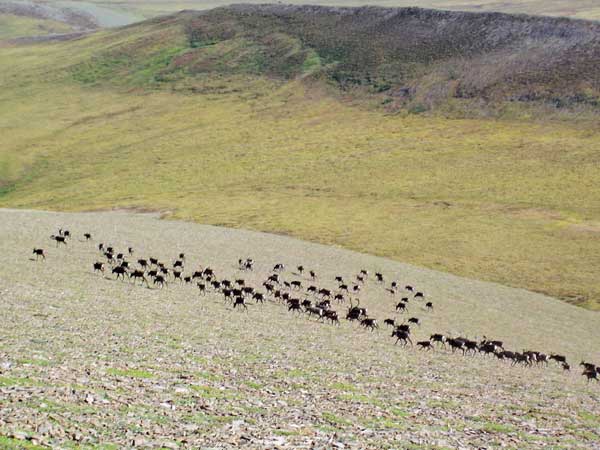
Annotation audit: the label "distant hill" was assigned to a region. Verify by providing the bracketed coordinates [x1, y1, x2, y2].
[69, 4, 600, 114]
[0, 0, 143, 39]
[3, 1, 598, 43]
[30, 0, 600, 22]
[0, 1, 97, 30]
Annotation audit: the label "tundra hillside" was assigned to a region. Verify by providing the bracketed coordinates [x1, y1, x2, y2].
[0, 5, 599, 308]
[0, 209, 599, 448]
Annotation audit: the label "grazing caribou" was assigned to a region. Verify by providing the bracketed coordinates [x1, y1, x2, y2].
[447, 338, 465, 354]
[318, 288, 332, 299]
[33, 248, 46, 261]
[130, 270, 149, 287]
[112, 266, 127, 280]
[580, 361, 597, 372]
[233, 297, 248, 310]
[430, 334, 446, 348]
[582, 368, 598, 382]
[395, 324, 410, 334]
[239, 258, 254, 271]
[50, 235, 67, 247]
[360, 317, 378, 331]
[307, 306, 325, 321]
[392, 329, 412, 346]
[153, 275, 167, 288]
[287, 299, 301, 313]
[549, 354, 567, 365]
[417, 341, 433, 350]
[324, 310, 340, 325]
[383, 318, 395, 327]
[346, 299, 367, 322]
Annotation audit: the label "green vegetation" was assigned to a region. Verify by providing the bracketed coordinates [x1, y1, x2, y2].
[0, 436, 46, 450]
[197, 371, 221, 381]
[190, 384, 237, 399]
[322, 412, 352, 426]
[0, 376, 44, 387]
[482, 422, 516, 433]
[361, 416, 405, 429]
[0, 6, 599, 309]
[578, 411, 600, 424]
[331, 382, 357, 392]
[16, 358, 52, 366]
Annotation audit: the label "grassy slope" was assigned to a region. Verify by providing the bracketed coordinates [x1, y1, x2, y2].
[0, 12, 599, 308]
[0, 13, 74, 39]
[0, 209, 599, 448]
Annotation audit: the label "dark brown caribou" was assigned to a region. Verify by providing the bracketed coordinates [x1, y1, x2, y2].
[33, 248, 46, 261]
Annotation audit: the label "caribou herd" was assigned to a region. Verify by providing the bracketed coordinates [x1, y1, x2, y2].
[32, 227, 599, 383]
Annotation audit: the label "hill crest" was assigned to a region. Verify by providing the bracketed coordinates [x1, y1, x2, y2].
[65, 3, 600, 115]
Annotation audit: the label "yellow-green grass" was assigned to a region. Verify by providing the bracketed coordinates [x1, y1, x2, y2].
[0, 33, 599, 308]
[0, 13, 74, 40]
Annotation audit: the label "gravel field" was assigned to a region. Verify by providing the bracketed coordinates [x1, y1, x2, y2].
[1, 208, 599, 449]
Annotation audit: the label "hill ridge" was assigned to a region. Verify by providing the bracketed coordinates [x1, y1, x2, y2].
[65, 3, 600, 114]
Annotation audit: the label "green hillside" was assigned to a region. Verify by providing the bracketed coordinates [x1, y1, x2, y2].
[1, 5, 599, 308]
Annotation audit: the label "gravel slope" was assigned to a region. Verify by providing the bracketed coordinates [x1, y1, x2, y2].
[1, 208, 599, 449]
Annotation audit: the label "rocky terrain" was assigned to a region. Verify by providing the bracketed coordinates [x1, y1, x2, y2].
[1, 209, 599, 448]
